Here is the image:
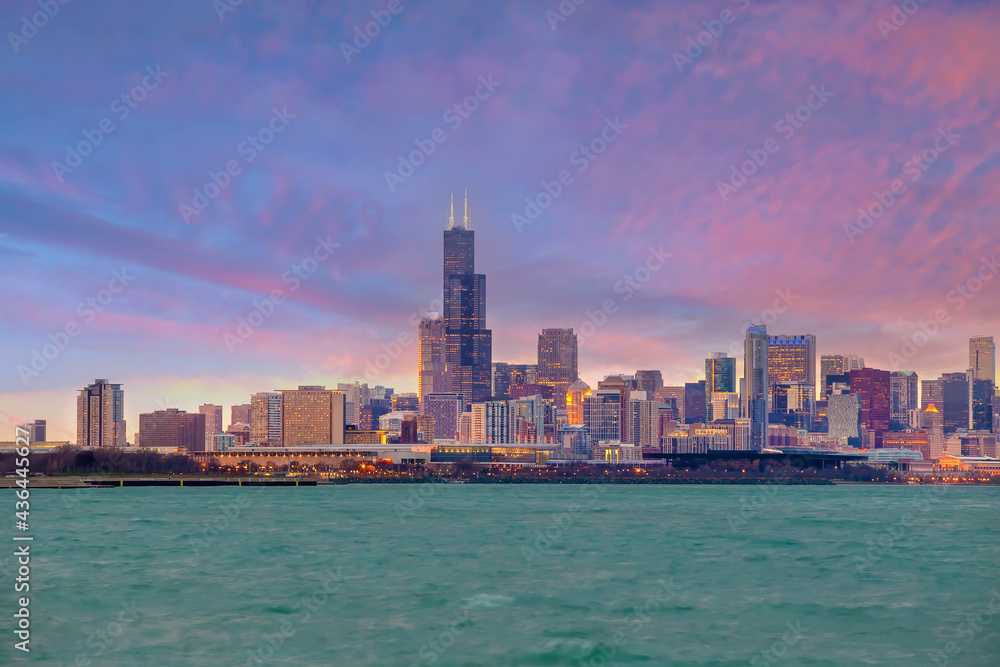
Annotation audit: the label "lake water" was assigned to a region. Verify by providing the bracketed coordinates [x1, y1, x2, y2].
[9, 484, 1000, 665]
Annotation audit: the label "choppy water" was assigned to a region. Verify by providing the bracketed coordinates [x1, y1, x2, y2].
[6, 484, 1000, 665]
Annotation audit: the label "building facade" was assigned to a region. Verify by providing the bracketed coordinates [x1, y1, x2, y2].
[744, 326, 769, 450]
[250, 391, 282, 445]
[76, 379, 126, 448]
[537, 328, 578, 407]
[138, 409, 206, 451]
[418, 315, 449, 403]
[280, 386, 346, 446]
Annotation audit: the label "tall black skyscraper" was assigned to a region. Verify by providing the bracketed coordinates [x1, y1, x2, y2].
[443, 194, 492, 404]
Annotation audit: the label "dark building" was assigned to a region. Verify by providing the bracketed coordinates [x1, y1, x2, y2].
[635, 370, 664, 396]
[359, 406, 390, 431]
[491, 362, 537, 399]
[400, 419, 418, 444]
[443, 198, 492, 405]
[597, 376, 630, 442]
[940, 372, 969, 433]
[25, 420, 46, 443]
[705, 354, 736, 394]
[971, 379, 993, 432]
[849, 368, 891, 447]
[510, 383, 554, 400]
[138, 409, 206, 452]
[684, 380, 707, 424]
[392, 394, 419, 412]
[537, 329, 578, 407]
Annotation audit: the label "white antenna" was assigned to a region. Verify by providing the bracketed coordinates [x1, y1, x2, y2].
[448, 193, 454, 230]
[463, 188, 469, 229]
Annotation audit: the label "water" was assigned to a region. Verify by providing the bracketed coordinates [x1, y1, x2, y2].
[8, 484, 1000, 665]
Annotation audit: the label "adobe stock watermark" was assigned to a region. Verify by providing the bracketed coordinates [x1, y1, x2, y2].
[925, 589, 1000, 666]
[511, 116, 628, 233]
[724, 288, 799, 358]
[673, 0, 751, 73]
[243, 569, 345, 666]
[179, 107, 296, 223]
[17, 267, 136, 385]
[575, 579, 680, 667]
[341, 0, 410, 62]
[727, 482, 779, 532]
[844, 126, 960, 244]
[522, 485, 604, 562]
[361, 297, 443, 381]
[887, 253, 998, 370]
[717, 84, 832, 202]
[384, 75, 502, 192]
[749, 619, 808, 665]
[576, 245, 670, 346]
[544, 0, 587, 31]
[852, 484, 946, 573]
[51, 65, 169, 182]
[69, 600, 141, 666]
[214, 0, 245, 22]
[223, 236, 340, 352]
[7, 0, 71, 54]
[407, 609, 476, 666]
[877, 0, 929, 41]
[395, 483, 436, 523]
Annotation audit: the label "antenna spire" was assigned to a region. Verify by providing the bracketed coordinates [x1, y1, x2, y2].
[463, 188, 469, 229]
[448, 193, 454, 229]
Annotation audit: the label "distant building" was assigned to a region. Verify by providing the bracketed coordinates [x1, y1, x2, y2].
[231, 403, 251, 427]
[924, 402, 945, 458]
[970, 336, 996, 386]
[629, 395, 659, 447]
[705, 353, 736, 420]
[744, 326, 769, 450]
[337, 381, 369, 427]
[418, 315, 449, 404]
[22, 420, 46, 443]
[566, 379, 591, 425]
[280, 386, 346, 446]
[510, 383, 554, 400]
[250, 392, 282, 445]
[849, 368, 891, 447]
[889, 371, 919, 431]
[77, 379, 126, 448]
[828, 393, 861, 443]
[634, 370, 664, 396]
[972, 379, 993, 432]
[139, 409, 206, 452]
[536, 329, 578, 408]
[597, 376, 630, 442]
[393, 393, 420, 413]
[768, 334, 816, 395]
[424, 393, 464, 441]
[881, 431, 930, 460]
[491, 363, 537, 399]
[657, 386, 686, 423]
[471, 401, 517, 444]
[584, 390, 622, 443]
[199, 404, 223, 440]
[684, 381, 707, 424]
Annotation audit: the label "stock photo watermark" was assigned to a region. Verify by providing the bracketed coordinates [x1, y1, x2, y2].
[17, 267, 136, 385]
[6, 0, 72, 54]
[70, 601, 141, 666]
[51, 65, 169, 182]
[179, 107, 296, 223]
[223, 235, 340, 352]
[384, 75, 502, 192]
[673, 0, 751, 73]
[545, 0, 588, 31]
[844, 126, 960, 244]
[511, 116, 627, 233]
[925, 589, 1000, 666]
[877, 0, 929, 41]
[717, 84, 833, 202]
[341, 0, 410, 62]
[749, 619, 808, 665]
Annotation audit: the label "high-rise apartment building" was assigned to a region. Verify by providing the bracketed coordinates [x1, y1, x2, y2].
[656, 386, 686, 423]
[597, 376, 630, 443]
[491, 362, 537, 399]
[76, 379, 126, 448]
[418, 315, 449, 403]
[705, 353, 736, 420]
[337, 381, 370, 426]
[566, 379, 591, 425]
[744, 327, 769, 450]
[537, 328, 578, 407]
[970, 336, 996, 386]
[583, 390, 622, 443]
[849, 368, 891, 447]
[889, 371, 919, 431]
[424, 393, 464, 440]
[629, 395, 659, 447]
[199, 404, 223, 439]
[443, 195, 492, 404]
[280, 386, 346, 446]
[820, 354, 865, 398]
[250, 392, 282, 445]
[470, 401, 517, 444]
[634, 370, 664, 396]
[138, 409, 206, 451]
[768, 334, 816, 398]
[230, 403, 251, 427]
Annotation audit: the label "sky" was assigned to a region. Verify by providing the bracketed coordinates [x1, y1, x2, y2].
[1, 0, 998, 441]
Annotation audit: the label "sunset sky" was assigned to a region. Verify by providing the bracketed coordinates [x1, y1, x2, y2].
[1, 0, 998, 440]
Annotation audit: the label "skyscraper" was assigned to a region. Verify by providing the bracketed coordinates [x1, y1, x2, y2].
[76, 379, 125, 448]
[443, 194, 492, 404]
[231, 403, 251, 426]
[424, 393, 464, 441]
[250, 391, 282, 445]
[566, 379, 591, 425]
[418, 315, 449, 403]
[970, 336, 996, 386]
[971, 379, 993, 432]
[849, 368, 891, 447]
[634, 370, 664, 396]
[768, 334, 816, 394]
[939, 372, 970, 434]
[597, 375, 630, 443]
[280, 386, 346, 446]
[139, 409, 206, 452]
[199, 404, 223, 439]
[537, 328, 578, 407]
[684, 381, 707, 424]
[743, 326, 770, 449]
[583, 390, 622, 443]
[705, 353, 736, 420]
[889, 371, 919, 431]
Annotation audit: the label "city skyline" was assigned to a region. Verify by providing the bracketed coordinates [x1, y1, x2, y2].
[2, 1, 999, 441]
